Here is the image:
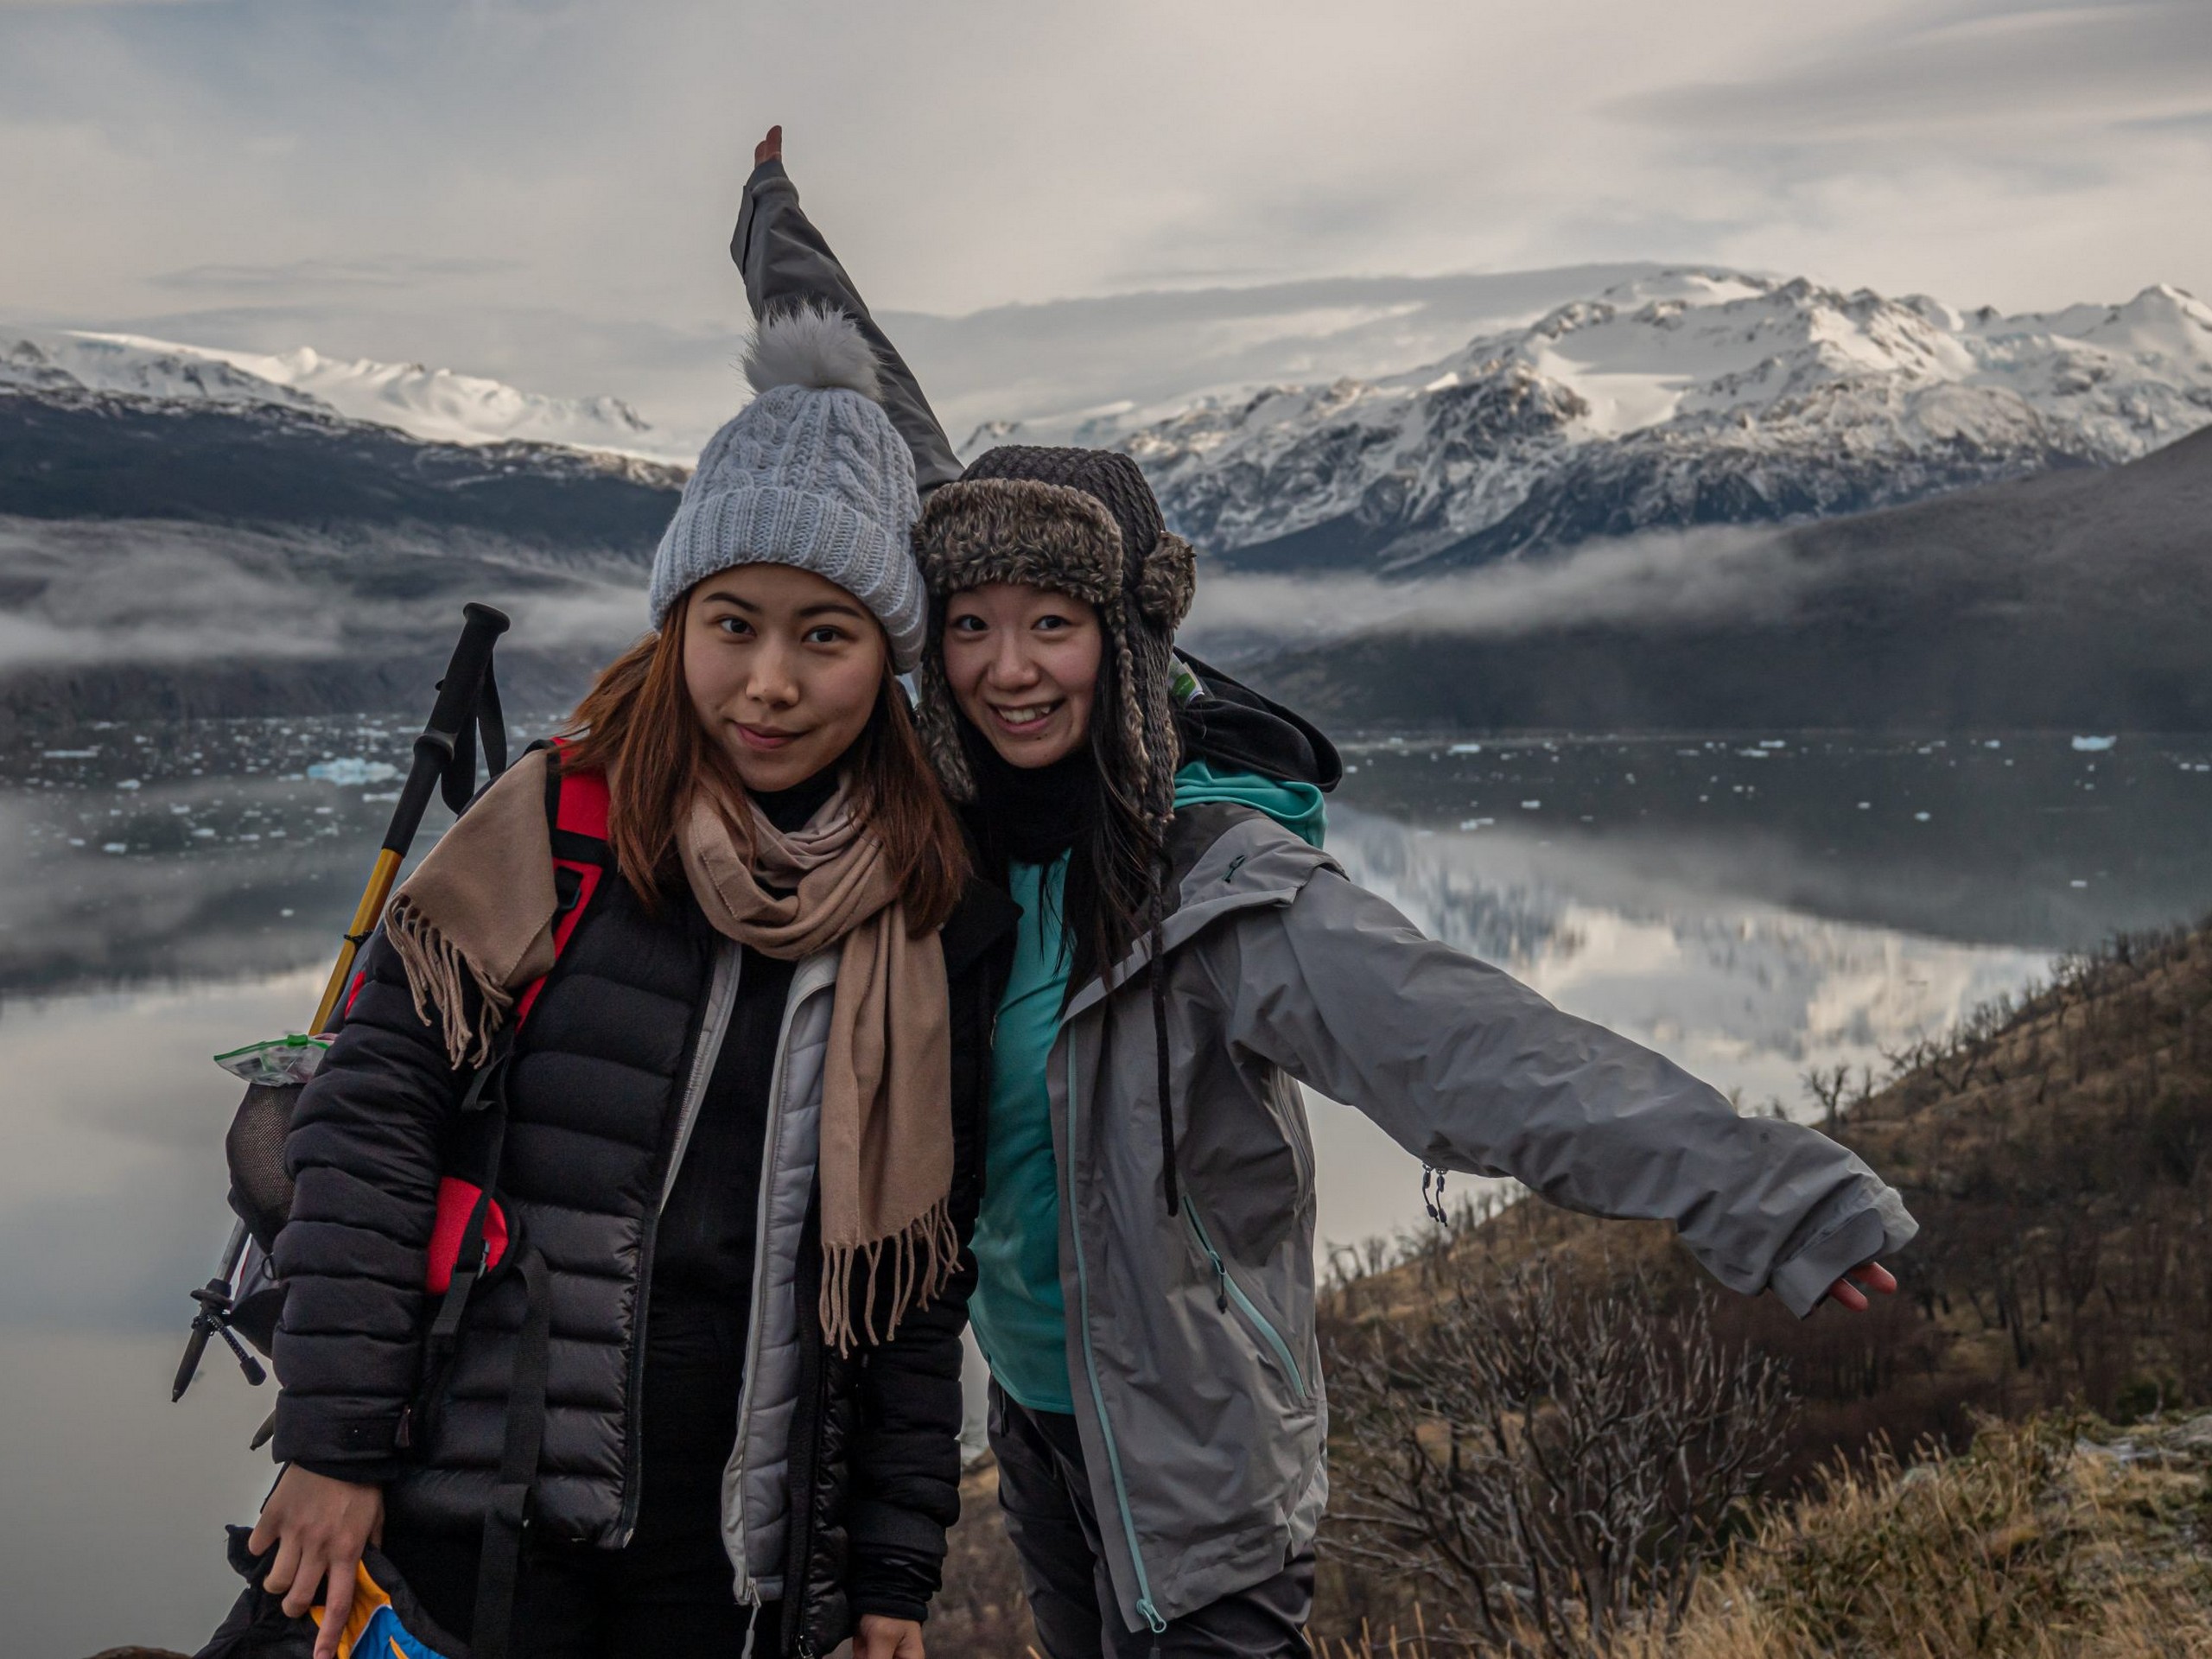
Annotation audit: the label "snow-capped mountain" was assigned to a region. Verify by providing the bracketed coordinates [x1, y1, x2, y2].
[1072, 272, 2212, 571]
[0, 331, 694, 463]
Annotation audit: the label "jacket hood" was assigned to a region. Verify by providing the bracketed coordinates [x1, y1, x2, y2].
[1173, 651, 1343, 792]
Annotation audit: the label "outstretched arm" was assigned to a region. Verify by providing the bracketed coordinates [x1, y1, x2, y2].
[1202, 861, 1914, 1317]
[734, 125, 963, 493]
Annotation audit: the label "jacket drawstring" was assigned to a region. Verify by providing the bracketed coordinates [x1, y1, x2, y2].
[1151, 850, 1179, 1217]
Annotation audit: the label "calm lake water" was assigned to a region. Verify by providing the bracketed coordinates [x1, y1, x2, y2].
[6, 715, 2211, 1656]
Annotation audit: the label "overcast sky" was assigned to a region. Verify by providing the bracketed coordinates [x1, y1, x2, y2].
[3, 0, 2208, 433]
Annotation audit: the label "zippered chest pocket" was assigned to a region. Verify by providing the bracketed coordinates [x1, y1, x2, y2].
[1184, 1205, 1308, 1402]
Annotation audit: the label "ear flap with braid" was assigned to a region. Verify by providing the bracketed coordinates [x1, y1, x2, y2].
[913, 641, 976, 803]
[1135, 532, 1197, 632]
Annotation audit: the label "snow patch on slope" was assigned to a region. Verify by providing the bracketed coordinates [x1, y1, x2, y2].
[0, 331, 693, 463]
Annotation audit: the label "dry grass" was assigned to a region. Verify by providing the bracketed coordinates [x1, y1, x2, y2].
[1327, 1414, 2212, 1659]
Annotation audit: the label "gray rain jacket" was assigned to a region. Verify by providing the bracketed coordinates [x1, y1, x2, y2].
[732, 162, 1920, 1636]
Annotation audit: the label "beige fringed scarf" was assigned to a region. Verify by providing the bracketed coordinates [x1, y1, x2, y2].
[385, 749, 954, 1352]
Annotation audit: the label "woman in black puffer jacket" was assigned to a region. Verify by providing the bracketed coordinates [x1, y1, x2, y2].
[248, 309, 1012, 1659]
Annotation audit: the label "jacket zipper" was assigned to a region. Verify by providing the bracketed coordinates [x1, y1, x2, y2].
[614, 939, 742, 1544]
[1063, 1037, 1168, 1635]
[1183, 1205, 1308, 1402]
[724, 954, 838, 1603]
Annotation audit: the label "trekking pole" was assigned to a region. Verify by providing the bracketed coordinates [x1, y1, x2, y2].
[172, 602, 512, 1403]
[308, 601, 511, 1033]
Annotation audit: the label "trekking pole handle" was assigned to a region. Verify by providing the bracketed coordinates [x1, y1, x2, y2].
[388, 601, 512, 855]
[308, 604, 512, 1033]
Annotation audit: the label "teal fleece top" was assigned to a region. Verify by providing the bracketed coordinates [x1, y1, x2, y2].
[968, 764, 1325, 1414]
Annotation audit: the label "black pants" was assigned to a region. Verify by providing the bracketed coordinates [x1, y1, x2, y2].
[385, 1299, 774, 1659]
[989, 1382, 1313, 1659]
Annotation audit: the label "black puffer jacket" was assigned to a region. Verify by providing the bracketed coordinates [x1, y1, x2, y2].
[271, 839, 1016, 1656]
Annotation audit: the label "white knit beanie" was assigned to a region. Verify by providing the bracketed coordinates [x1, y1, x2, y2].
[649, 303, 927, 669]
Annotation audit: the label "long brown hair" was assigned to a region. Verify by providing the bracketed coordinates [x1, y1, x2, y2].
[563, 606, 969, 934]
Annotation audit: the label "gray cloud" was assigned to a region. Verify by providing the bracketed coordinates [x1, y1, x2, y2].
[1618, 2, 2212, 141]
[149, 255, 519, 292]
[0, 0, 2204, 440]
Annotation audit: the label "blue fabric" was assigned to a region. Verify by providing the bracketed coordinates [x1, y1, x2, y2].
[1173, 758, 1326, 847]
[969, 768, 1322, 1413]
[969, 855, 1077, 1414]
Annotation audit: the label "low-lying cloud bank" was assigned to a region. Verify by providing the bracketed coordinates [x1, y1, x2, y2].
[0, 515, 651, 669]
[1180, 524, 1804, 657]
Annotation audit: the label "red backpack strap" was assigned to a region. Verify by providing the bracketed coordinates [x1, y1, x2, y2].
[420, 741, 611, 1303]
[512, 739, 612, 1027]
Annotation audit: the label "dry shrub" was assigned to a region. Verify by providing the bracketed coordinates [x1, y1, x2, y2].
[1645, 1417, 2212, 1659]
[1325, 1410, 2212, 1658]
[1325, 1260, 1792, 1658]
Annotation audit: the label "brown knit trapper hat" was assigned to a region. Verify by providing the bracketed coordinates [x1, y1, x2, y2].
[911, 445, 1197, 823]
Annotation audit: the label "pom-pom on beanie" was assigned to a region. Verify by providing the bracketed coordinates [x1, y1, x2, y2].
[649, 303, 927, 670]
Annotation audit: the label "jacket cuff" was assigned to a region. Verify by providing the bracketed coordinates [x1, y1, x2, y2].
[849, 1542, 940, 1625]
[1770, 1186, 1919, 1318]
[271, 1399, 408, 1466]
[732, 157, 795, 278]
[292, 1457, 403, 1486]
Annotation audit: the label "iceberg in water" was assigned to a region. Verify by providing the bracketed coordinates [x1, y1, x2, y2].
[2070, 735, 2119, 753]
[308, 757, 401, 785]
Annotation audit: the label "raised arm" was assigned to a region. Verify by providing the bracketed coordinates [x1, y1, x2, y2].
[733, 125, 963, 493]
[1202, 862, 1916, 1317]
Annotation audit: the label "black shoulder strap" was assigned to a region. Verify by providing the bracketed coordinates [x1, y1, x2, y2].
[469, 1243, 551, 1659]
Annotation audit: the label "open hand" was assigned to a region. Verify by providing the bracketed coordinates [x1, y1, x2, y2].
[248, 1465, 385, 1659]
[755, 124, 783, 168]
[855, 1613, 926, 1659]
[1826, 1260, 1897, 1313]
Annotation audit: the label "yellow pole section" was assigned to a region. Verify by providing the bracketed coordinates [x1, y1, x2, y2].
[310, 847, 404, 1034]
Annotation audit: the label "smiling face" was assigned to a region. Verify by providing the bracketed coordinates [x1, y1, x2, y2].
[683, 563, 889, 793]
[941, 582, 1104, 769]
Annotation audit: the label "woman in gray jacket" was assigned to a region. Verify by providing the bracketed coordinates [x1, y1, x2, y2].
[734, 128, 1914, 1659]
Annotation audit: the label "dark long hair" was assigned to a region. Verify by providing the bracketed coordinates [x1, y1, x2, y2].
[563, 601, 969, 935]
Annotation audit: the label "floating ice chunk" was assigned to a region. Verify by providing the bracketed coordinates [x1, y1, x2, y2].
[118, 779, 141, 791]
[2070, 880, 2089, 888]
[2071, 735, 2118, 752]
[361, 791, 401, 804]
[1985, 740, 2003, 748]
[1459, 817, 1496, 830]
[1520, 800, 1541, 810]
[1758, 740, 1786, 749]
[192, 827, 216, 838]
[1857, 801, 1872, 810]
[1914, 811, 1932, 822]
[1448, 742, 1484, 754]
[308, 757, 401, 785]
[101, 842, 127, 854]
[43, 748, 98, 760]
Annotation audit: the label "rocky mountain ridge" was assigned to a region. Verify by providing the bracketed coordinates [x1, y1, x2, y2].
[1071, 271, 2212, 571]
